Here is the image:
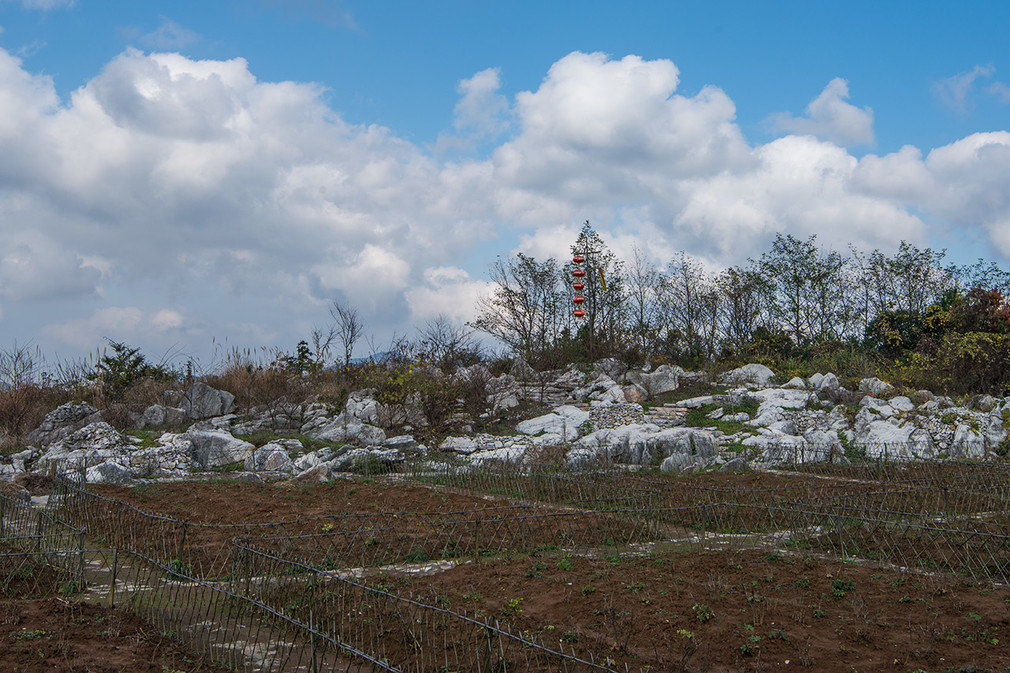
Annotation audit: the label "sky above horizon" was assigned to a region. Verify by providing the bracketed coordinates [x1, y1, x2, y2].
[1, 0, 1009, 367]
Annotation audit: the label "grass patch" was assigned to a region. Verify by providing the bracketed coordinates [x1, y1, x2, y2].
[233, 431, 334, 453]
[124, 429, 162, 449]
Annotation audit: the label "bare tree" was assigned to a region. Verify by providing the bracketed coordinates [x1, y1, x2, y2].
[417, 314, 480, 372]
[309, 324, 337, 367]
[625, 247, 661, 354]
[330, 300, 364, 368]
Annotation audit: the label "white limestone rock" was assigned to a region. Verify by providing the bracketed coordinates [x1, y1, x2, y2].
[137, 404, 188, 429]
[183, 430, 255, 469]
[244, 443, 294, 473]
[720, 364, 775, 387]
[181, 382, 236, 420]
[439, 436, 479, 455]
[859, 377, 894, 397]
[85, 461, 133, 484]
[311, 421, 386, 447]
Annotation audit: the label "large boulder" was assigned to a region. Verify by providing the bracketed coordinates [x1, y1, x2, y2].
[859, 377, 894, 397]
[244, 443, 295, 473]
[592, 358, 628, 382]
[183, 430, 255, 469]
[626, 365, 681, 397]
[128, 435, 196, 478]
[567, 425, 717, 468]
[950, 424, 986, 459]
[720, 364, 775, 387]
[311, 421, 386, 447]
[85, 461, 133, 485]
[181, 382, 236, 420]
[137, 404, 188, 429]
[782, 376, 806, 390]
[516, 406, 590, 441]
[344, 390, 381, 426]
[439, 436, 479, 455]
[292, 464, 334, 484]
[293, 446, 349, 472]
[26, 401, 102, 448]
[573, 374, 627, 404]
[329, 447, 405, 473]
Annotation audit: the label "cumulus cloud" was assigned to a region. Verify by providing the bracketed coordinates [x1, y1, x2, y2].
[933, 64, 994, 113]
[453, 68, 509, 136]
[405, 267, 493, 325]
[0, 48, 1009, 358]
[771, 78, 875, 147]
[42, 306, 189, 349]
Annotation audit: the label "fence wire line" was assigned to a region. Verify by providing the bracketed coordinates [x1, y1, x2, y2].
[6, 445, 1010, 671]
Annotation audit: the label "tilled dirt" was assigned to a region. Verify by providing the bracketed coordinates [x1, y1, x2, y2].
[95, 477, 502, 523]
[398, 547, 1010, 672]
[0, 598, 231, 673]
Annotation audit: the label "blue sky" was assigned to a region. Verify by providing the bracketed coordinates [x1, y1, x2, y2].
[1, 0, 1009, 365]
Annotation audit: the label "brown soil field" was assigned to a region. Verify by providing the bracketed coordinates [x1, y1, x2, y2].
[94, 477, 503, 522]
[16, 469, 1010, 671]
[0, 597, 230, 673]
[394, 547, 1010, 672]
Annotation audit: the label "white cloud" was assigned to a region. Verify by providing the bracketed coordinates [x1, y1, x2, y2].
[932, 64, 994, 113]
[453, 68, 509, 136]
[12, 0, 74, 9]
[0, 48, 1009, 358]
[989, 81, 1010, 104]
[42, 306, 188, 349]
[405, 267, 493, 325]
[771, 78, 875, 147]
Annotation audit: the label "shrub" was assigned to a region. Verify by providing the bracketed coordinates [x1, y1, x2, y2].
[89, 340, 173, 401]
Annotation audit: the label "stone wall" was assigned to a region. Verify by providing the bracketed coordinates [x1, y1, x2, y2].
[590, 403, 645, 430]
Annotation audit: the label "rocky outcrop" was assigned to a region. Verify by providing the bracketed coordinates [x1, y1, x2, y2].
[183, 429, 255, 469]
[721, 364, 775, 387]
[27, 401, 102, 448]
[516, 406, 590, 441]
[625, 365, 681, 397]
[137, 404, 188, 429]
[310, 421, 386, 447]
[39, 422, 135, 469]
[180, 382, 236, 420]
[567, 425, 718, 469]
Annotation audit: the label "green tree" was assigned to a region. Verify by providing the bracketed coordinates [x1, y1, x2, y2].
[89, 340, 171, 399]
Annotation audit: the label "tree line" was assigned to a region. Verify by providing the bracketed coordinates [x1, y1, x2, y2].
[472, 222, 1010, 394]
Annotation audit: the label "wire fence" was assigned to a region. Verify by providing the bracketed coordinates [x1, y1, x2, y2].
[0, 491, 85, 596]
[7, 443, 1010, 671]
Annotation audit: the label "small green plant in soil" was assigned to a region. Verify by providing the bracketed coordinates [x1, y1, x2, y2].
[692, 603, 715, 622]
[167, 558, 192, 580]
[831, 579, 855, 598]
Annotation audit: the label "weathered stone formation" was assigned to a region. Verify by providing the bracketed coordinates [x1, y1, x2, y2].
[4, 361, 1010, 487]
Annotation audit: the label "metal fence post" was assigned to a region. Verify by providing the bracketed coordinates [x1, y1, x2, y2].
[108, 547, 119, 607]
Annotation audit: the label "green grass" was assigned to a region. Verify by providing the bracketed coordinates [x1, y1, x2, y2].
[125, 429, 162, 448]
[684, 400, 758, 434]
[232, 431, 334, 453]
[641, 381, 729, 409]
